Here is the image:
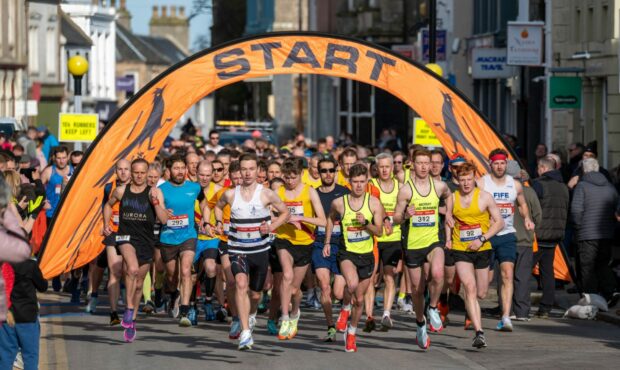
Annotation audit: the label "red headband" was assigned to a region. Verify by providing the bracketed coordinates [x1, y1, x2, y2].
[490, 153, 508, 162]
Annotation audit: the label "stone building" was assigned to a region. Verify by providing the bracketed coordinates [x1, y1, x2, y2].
[0, 0, 28, 125]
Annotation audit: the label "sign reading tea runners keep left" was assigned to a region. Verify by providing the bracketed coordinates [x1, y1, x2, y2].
[58, 113, 99, 142]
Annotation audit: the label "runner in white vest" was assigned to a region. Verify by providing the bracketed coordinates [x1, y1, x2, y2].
[477, 149, 534, 333]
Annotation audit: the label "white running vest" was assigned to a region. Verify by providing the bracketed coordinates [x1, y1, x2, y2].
[228, 184, 272, 254]
[482, 174, 517, 235]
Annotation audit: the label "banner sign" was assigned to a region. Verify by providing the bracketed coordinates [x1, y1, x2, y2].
[40, 32, 516, 278]
[550, 76, 582, 109]
[58, 113, 99, 142]
[507, 22, 544, 66]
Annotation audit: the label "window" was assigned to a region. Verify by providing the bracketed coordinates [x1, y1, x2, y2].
[46, 27, 56, 76]
[29, 27, 39, 74]
[587, 7, 594, 41]
[575, 8, 581, 42]
[601, 5, 608, 41]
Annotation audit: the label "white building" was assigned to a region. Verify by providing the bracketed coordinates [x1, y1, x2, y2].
[60, 0, 116, 120]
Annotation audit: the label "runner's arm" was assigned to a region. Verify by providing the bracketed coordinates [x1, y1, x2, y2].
[152, 188, 168, 224]
[438, 181, 454, 228]
[265, 189, 290, 232]
[392, 184, 411, 224]
[444, 193, 455, 249]
[366, 197, 384, 238]
[102, 186, 123, 235]
[299, 187, 326, 227]
[213, 189, 232, 227]
[323, 198, 344, 257]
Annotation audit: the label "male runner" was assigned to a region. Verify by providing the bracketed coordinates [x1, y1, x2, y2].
[89, 159, 131, 322]
[476, 149, 534, 332]
[393, 148, 453, 349]
[185, 152, 200, 182]
[213, 153, 290, 350]
[275, 157, 326, 340]
[211, 159, 228, 187]
[159, 154, 201, 326]
[370, 153, 402, 331]
[301, 153, 322, 188]
[103, 158, 168, 342]
[313, 157, 349, 341]
[324, 164, 385, 353]
[336, 148, 358, 186]
[446, 162, 504, 348]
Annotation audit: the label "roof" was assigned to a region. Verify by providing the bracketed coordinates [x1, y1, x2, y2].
[61, 12, 92, 47]
[116, 22, 188, 66]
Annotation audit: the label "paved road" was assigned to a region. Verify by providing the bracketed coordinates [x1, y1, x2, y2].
[38, 292, 620, 370]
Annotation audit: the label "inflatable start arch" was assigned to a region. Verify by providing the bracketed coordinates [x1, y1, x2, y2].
[40, 32, 515, 278]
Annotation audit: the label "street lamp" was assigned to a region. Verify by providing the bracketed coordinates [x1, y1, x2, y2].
[67, 55, 89, 150]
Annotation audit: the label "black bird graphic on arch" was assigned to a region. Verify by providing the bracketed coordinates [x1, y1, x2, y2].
[95, 87, 172, 187]
[434, 92, 490, 173]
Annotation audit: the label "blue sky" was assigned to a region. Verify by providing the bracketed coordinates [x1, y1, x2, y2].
[125, 0, 212, 51]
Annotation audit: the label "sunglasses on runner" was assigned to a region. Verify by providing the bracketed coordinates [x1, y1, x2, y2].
[319, 168, 337, 174]
[213, 167, 224, 172]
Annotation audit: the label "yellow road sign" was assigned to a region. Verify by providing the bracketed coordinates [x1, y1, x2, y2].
[58, 113, 99, 142]
[413, 118, 442, 147]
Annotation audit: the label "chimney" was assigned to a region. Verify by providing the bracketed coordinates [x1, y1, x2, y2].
[170, 5, 177, 18]
[150, 3, 190, 52]
[117, 0, 132, 30]
[179, 6, 185, 17]
[152, 6, 158, 19]
[161, 5, 167, 18]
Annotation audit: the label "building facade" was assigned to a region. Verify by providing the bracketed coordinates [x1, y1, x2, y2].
[552, 0, 620, 170]
[0, 0, 28, 125]
[60, 0, 116, 121]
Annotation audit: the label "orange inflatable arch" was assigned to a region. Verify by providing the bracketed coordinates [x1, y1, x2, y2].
[40, 32, 516, 278]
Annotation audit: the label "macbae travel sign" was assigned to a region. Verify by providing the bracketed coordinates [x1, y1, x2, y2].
[507, 22, 544, 66]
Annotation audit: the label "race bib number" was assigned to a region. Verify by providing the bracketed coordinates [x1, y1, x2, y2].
[411, 210, 436, 227]
[55, 184, 61, 195]
[286, 201, 304, 216]
[167, 214, 189, 229]
[234, 225, 263, 243]
[115, 235, 130, 242]
[346, 226, 370, 243]
[459, 224, 482, 242]
[112, 211, 119, 226]
[317, 222, 341, 236]
[498, 203, 514, 218]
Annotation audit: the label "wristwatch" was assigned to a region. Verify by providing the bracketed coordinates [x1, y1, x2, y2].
[478, 235, 487, 243]
[363, 219, 370, 226]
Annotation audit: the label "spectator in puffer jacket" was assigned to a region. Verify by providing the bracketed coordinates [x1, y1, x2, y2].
[571, 158, 618, 302]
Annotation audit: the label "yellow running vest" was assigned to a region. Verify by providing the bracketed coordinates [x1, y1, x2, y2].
[276, 184, 316, 245]
[195, 182, 219, 241]
[302, 169, 322, 188]
[371, 178, 401, 242]
[407, 178, 440, 249]
[451, 188, 491, 252]
[341, 193, 374, 254]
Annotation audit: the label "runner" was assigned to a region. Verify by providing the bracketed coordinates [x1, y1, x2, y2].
[158, 154, 201, 326]
[89, 159, 131, 323]
[438, 153, 467, 323]
[211, 159, 228, 187]
[274, 157, 326, 341]
[393, 148, 453, 349]
[103, 158, 168, 342]
[446, 162, 504, 348]
[267, 160, 282, 182]
[193, 160, 221, 323]
[324, 164, 386, 353]
[41, 146, 73, 224]
[313, 157, 349, 341]
[207, 161, 243, 338]
[369, 153, 402, 331]
[185, 152, 200, 182]
[336, 148, 358, 186]
[476, 149, 535, 332]
[212, 153, 290, 350]
[301, 153, 322, 188]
